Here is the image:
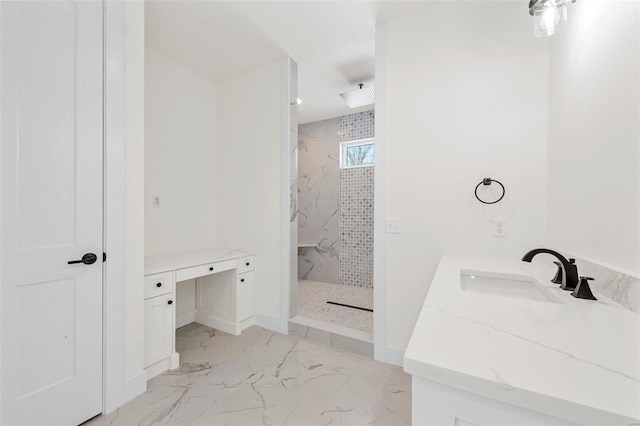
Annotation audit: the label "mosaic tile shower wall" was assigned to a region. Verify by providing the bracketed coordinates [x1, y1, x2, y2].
[339, 111, 375, 288]
[339, 110, 375, 141]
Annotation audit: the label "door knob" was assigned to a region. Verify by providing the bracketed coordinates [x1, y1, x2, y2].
[68, 253, 98, 265]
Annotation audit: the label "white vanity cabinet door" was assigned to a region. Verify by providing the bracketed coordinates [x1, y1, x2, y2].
[238, 271, 255, 322]
[144, 293, 175, 368]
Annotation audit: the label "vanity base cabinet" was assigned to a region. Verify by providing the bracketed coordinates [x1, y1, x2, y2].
[412, 377, 577, 426]
[143, 271, 179, 379]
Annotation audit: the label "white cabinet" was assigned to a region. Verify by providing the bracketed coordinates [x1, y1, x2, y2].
[413, 377, 577, 426]
[144, 293, 174, 367]
[238, 271, 255, 322]
[143, 271, 178, 377]
[143, 250, 256, 379]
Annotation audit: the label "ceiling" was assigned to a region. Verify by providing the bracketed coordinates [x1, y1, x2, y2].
[145, 1, 436, 123]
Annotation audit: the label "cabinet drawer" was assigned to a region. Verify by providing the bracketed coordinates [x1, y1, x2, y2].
[144, 271, 174, 299]
[175, 259, 236, 282]
[238, 255, 255, 274]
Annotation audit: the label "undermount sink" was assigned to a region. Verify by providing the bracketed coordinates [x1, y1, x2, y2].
[460, 270, 563, 304]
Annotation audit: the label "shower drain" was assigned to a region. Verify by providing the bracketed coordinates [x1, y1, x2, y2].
[326, 301, 373, 312]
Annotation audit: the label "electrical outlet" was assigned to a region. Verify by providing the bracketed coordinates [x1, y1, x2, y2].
[152, 195, 160, 208]
[386, 218, 403, 234]
[493, 220, 507, 237]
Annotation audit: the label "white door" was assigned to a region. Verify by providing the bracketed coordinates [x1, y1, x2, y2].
[238, 272, 255, 321]
[1, 1, 104, 424]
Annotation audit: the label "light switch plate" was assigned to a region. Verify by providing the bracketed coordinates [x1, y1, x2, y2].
[386, 218, 403, 234]
[152, 195, 160, 208]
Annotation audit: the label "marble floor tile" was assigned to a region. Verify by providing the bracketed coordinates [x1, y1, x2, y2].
[297, 280, 373, 334]
[88, 323, 410, 426]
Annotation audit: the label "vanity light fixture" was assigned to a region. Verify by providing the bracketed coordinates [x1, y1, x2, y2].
[529, 0, 577, 38]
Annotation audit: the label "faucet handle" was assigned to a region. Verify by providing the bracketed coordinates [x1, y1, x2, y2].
[551, 261, 563, 284]
[571, 276, 597, 300]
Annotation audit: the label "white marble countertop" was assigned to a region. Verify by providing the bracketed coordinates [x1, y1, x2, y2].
[404, 253, 640, 425]
[144, 247, 253, 275]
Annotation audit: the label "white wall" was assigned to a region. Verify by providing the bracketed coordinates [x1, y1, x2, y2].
[124, 0, 145, 385]
[216, 59, 283, 321]
[548, 0, 640, 275]
[378, 2, 550, 352]
[145, 48, 218, 343]
[145, 48, 217, 257]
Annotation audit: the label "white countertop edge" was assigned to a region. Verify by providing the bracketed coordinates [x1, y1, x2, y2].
[144, 247, 254, 275]
[404, 350, 633, 426]
[403, 253, 640, 425]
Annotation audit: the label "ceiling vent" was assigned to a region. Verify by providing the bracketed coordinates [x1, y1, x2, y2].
[340, 83, 375, 109]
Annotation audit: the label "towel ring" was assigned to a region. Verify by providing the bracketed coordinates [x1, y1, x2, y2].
[474, 178, 505, 205]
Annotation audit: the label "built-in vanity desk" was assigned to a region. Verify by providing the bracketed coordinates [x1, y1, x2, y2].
[143, 248, 256, 379]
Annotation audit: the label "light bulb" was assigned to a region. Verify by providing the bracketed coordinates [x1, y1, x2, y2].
[540, 3, 560, 34]
[532, 0, 568, 38]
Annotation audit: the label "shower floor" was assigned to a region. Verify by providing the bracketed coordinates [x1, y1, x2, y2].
[296, 280, 373, 334]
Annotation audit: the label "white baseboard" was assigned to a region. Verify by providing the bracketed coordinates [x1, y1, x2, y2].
[176, 310, 196, 329]
[240, 316, 255, 331]
[123, 371, 147, 404]
[254, 314, 288, 334]
[145, 353, 180, 381]
[385, 346, 405, 367]
[196, 313, 240, 336]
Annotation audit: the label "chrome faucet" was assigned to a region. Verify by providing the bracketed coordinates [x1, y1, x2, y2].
[521, 248, 579, 291]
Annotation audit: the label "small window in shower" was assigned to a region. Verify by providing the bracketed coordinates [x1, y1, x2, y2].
[340, 138, 375, 169]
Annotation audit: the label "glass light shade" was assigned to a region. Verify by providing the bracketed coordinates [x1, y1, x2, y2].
[340, 86, 375, 108]
[532, 0, 568, 37]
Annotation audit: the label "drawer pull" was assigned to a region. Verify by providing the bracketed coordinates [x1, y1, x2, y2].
[156, 282, 162, 287]
[167, 300, 173, 305]
[245, 262, 250, 266]
[209, 267, 214, 271]
[240, 278, 245, 283]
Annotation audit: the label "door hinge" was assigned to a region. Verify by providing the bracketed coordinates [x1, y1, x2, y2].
[103, 252, 107, 262]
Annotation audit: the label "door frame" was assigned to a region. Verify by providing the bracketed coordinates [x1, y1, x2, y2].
[103, 0, 127, 414]
[280, 53, 389, 363]
[0, 1, 128, 419]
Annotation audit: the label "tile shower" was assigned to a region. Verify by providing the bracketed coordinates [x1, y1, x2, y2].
[297, 111, 375, 337]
